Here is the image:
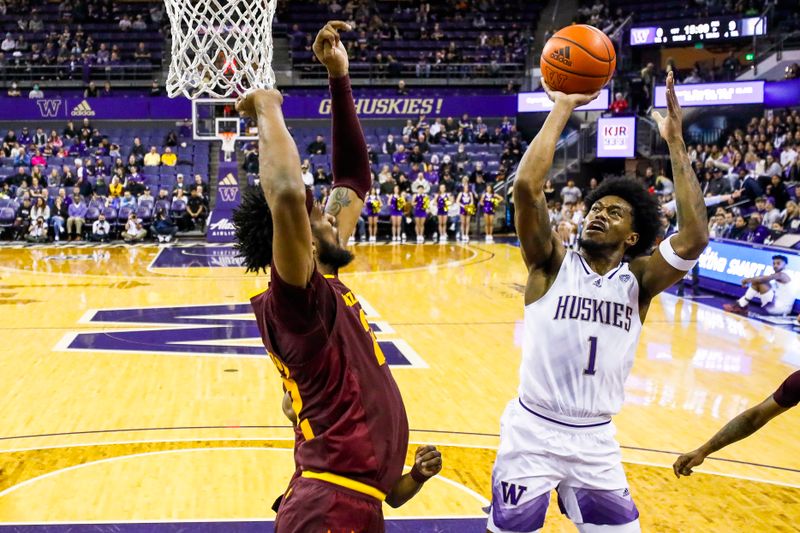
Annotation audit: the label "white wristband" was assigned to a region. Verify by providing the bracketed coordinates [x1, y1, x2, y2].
[658, 234, 698, 272]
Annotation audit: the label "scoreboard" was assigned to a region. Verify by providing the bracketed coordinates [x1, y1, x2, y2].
[629, 15, 767, 46]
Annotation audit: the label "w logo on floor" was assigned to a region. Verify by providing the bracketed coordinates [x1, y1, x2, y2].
[57, 301, 426, 367]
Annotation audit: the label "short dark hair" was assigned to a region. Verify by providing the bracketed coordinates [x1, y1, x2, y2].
[773, 254, 789, 264]
[233, 185, 274, 273]
[584, 177, 662, 258]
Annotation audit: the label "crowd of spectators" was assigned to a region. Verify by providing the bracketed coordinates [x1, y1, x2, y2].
[0, 0, 164, 81]
[0, 121, 208, 243]
[284, 0, 535, 78]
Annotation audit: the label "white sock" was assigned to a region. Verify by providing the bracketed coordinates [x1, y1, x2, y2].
[738, 287, 758, 307]
[760, 289, 774, 307]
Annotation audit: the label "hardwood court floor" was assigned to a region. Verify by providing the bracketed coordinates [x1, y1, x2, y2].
[0, 242, 798, 531]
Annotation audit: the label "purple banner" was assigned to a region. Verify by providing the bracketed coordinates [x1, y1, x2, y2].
[206, 157, 240, 243]
[0, 96, 192, 120]
[654, 81, 764, 108]
[597, 116, 636, 158]
[0, 94, 515, 121]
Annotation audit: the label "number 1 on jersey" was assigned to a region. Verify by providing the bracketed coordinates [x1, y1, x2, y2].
[584, 336, 598, 375]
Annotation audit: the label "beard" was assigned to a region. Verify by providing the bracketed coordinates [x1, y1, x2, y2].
[577, 236, 615, 255]
[317, 237, 355, 270]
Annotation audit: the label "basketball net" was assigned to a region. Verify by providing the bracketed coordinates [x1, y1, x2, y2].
[164, 0, 277, 99]
[219, 131, 237, 162]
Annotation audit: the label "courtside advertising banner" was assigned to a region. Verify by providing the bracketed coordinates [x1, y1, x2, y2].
[654, 81, 765, 108]
[517, 89, 609, 112]
[596, 116, 636, 158]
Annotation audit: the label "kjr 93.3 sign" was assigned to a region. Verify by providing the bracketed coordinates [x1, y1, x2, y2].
[597, 117, 636, 159]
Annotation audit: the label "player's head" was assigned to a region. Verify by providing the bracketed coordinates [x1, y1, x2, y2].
[234, 185, 353, 274]
[581, 177, 661, 259]
[773, 254, 788, 272]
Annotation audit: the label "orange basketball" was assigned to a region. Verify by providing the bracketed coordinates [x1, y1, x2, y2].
[540, 24, 616, 95]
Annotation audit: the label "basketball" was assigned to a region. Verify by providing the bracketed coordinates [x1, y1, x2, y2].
[540, 24, 616, 95]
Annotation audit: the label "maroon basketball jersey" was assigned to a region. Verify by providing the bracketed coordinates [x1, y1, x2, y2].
[251, 266, 409, 496]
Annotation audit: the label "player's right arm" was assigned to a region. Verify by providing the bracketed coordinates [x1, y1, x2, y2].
[673, 370, 800, 478]
[514, 83, 598, 271]
[385, 445, 442, 508]
[237, 90, 313, 287]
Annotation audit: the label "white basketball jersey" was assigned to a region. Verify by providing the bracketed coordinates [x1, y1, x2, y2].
[519, 250, 642, 421]
[771, 276, 795, 312]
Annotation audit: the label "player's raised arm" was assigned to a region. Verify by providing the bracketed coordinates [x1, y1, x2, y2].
[632, 72, 709, 299]
[236, 90, 313, 287]
[515, 83, 598, 270]
[313, 21, 370, 246]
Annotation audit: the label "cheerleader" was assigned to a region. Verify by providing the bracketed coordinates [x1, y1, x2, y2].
[389, 184, 405, 243]
[434, 183, 451, 243]
[481, 184, 502, 243]
[365, 186, 382, 243]
[457, 180, 476, 242]
[411, 185, 429, 244]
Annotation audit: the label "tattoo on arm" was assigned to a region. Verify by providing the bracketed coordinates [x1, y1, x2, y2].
[325, 187, 351, 217]
[704, 412, 760, 455]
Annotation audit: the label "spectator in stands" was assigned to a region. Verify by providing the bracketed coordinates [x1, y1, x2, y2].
[135, 42, 152, 65]
[26, 216, 47, 243]
[722, 52, 741, 81]
[765, 154, 783, 178]
[122, 213, 146, 242]
[300, 160, 313, 187]
[102, 81, 112, 97]
[126, 168, 145, 196]
[610, 93, 628, 115]
[396, 80, 409, 95]
[172, 174, 188, 197]
[46, 168, 61, 188]
[683, 68, 703, 84]
[153, 208, 177, 243]
[190, 174, 206, 194]
[702, 168, 732, 196]
[120, 191, 137, 211]
[28, 84, 43, 99]
[164, 131, 179, 148]
[382, 134, 397, 155]
[118, 15, 132, 31]
[149, 80, 162, 96]
[161, 147, 177, 166]
[90, 213, 111, 242]
[411, 172, 430, 194]
[11, 197, 32, 240]
[30, 195, 49, 222]
[62, 121, 76, 140]
[393, 144, 408, 164]
[755, 197, 782, 228]
[108, 175, 123, 199]
[186, 188, 207, 230]
[781, 201, 800, 233]
[84, 81, 98, 98]
[780, 143, 797, 169]
[454, 144, 469, 167]
[408, 145, 424, 164]
[737, 213, 769, 244]
[33, 128, 46, 147]
[67, 194, 86, 240]
[132, 14, 147, 30]
[560, 180, 582, 205]
[6, 81, 20, 97]
[307, 134, 327, 155]
[51, 195, 67, 241]
[144, 146, 161, 167]
[130, 137, 146, 162]
[30, 150, 46, 167]
[1, 32, 14, 53]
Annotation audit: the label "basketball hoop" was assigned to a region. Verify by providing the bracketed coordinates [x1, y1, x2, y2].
[219, 131, 237, 162]
[164, 0, 277, 99]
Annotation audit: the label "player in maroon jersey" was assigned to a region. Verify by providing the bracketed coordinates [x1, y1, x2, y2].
[233, 21, 438, 532]
[673, 370, 800, 478]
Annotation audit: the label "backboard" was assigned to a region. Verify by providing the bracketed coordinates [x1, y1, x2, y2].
[191, 98, 258, 141]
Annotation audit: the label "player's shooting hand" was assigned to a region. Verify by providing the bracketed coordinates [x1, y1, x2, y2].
[672, 449, 706, 478]
[541, 79, 600, 110]
[651, 71, 684, 145]
[313, 21, 352, 78]
[414, 445, 443, 479]
[236, 88, 283, 118]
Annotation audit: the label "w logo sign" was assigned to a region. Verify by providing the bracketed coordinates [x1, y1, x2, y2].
[36, 99, 63, 118]
[501, 482, 527, 505]
[630, 28, 652, 45]
[219, 186, 239, 203]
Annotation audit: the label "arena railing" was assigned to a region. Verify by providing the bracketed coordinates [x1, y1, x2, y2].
[288, 62, 526, 84]
[0, 64, 159, 85]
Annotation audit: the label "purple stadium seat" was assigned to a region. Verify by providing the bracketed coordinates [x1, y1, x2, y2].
[85, 207, 100, 224]
[170, 199, 186, 218]
[118, 206, 133, 222]
[137, 206, 152, 224]
[0, 207, 16, 230]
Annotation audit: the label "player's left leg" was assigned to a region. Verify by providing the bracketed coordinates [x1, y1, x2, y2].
[556, 423, 640, 532]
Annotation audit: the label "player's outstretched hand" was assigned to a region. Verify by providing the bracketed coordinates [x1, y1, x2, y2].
[672, 449, 706, 478]
[313, 21, 352, 78]
[651, 71, 684, 145]
[541, 79, 600, 110]
[236, 88, 283, 118]
[414, 445, 443, 479]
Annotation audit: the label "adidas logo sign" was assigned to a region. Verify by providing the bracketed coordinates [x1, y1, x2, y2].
[550, 46, 572, 66]
[593, 278, 602, 287]
[620, 274, 631, 283]
[220, 174, 238, 186]
[71, 100, 96, 117]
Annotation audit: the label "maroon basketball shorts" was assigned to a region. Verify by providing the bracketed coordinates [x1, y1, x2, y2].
[274, 476, 385, 533]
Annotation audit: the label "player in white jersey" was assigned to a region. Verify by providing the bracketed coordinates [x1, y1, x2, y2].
[723, 254, 794, 316]
[487, 72, 710, 533]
